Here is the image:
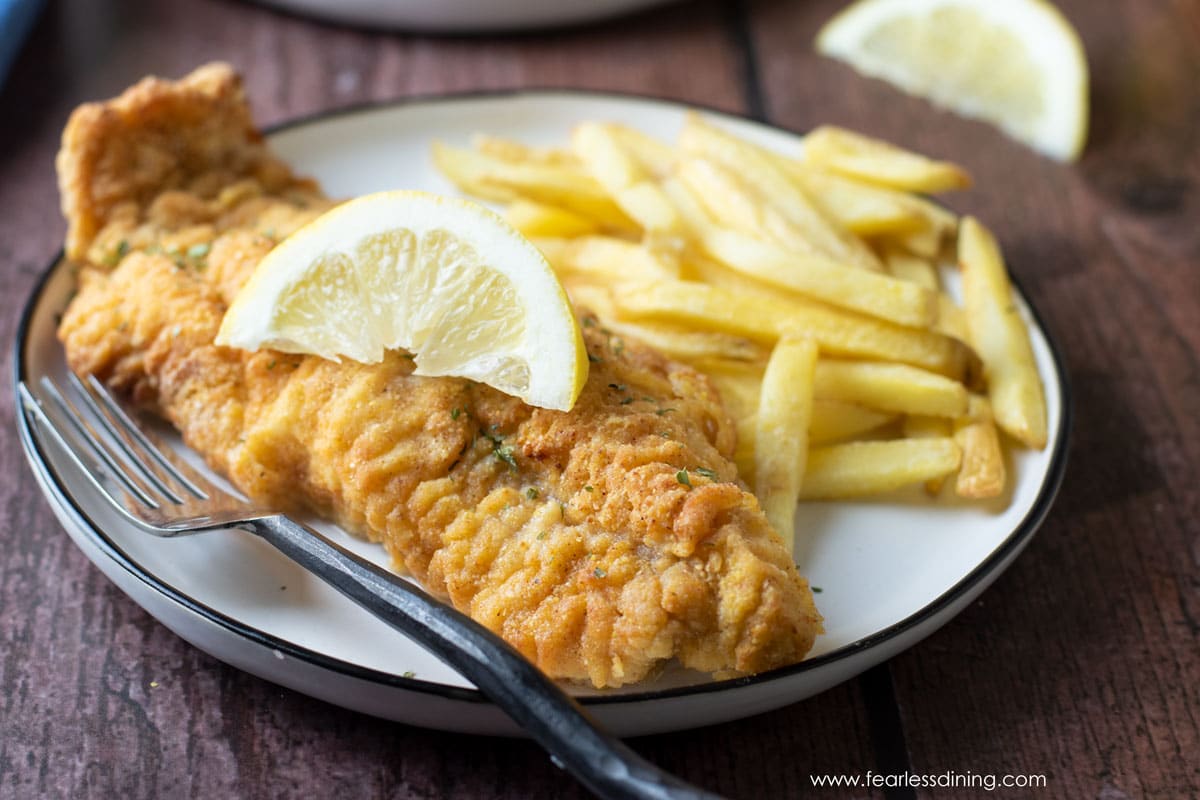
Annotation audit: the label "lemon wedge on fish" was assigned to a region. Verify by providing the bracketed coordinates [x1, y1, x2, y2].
[816, 0, 1089, 161]
[216, 190, 588, 411]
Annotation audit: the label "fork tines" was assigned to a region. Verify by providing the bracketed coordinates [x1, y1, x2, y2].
[20, 374, 210, 519]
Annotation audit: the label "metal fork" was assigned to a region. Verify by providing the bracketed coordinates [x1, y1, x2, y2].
[18, 373, 723, 800]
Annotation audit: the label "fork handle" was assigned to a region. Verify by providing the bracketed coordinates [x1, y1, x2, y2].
[250, 515, 725, 800]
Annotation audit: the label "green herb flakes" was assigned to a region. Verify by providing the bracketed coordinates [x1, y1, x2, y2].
[676, 469, 691, 487]
[494, 442, 518, 470]
[186, 242, 211, 260]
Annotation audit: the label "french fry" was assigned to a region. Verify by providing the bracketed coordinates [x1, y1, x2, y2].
[565, 283, 765, 364]
[660, 175, 716, 236]
[554, 236, 681, 282]
[560, 281, 617, 317]
[902, 415, 955, 495]
[431, 141, 636, 230]
[755, 337, 819, 551]
[958, 217, 1047, 448]
[431, 140, 516, 202]
[471, 134, 578, 167]
[505, 200, 599, 238]
[934, 294, 969, 342]
[732, 416, 758, 481]
[699, 226, 936, 328]
[678, 157, 823, 255]
[672, 169, 936, 328]
[815, 360, 969, 418]
[953, 395, 1007, 499]
[786, 167, 927, 236]
[607, 320, 766, 363]
[571, 122, 683, 235]
[802, 126, 972, 193]
[697, 398, 892, 469]
[883, 246, 940, 291]
[608, 280, 978, 382]
[908, 193, 960, 238]
[810, 400, 897, 445]
[698, 360, 763, 417]
[529, 236, 571, 266]
[888, 224, 944, 259]
[678, 114, 884, 271]
[607, 124, 676, 177]
[432, 117, 1044, 514]
[800, 439, 962, 499]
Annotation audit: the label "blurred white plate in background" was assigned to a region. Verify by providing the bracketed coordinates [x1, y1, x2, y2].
[252, 0, 681, 32]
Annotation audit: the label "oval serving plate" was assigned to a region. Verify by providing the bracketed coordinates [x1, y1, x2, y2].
[252, 0, 681, 32]
[14, 91, 1070, 737]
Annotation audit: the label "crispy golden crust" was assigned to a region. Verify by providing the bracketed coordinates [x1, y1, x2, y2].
[57, 63, 322, 263]
[56, 65, 821, 687]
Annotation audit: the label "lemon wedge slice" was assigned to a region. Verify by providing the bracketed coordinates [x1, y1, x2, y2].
[816, 0, 1089, 161]
[216, 190, 588, 411]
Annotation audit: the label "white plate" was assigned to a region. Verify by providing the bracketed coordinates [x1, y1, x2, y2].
[252, 0, 680, 32]
[14, 91, 1070, 737]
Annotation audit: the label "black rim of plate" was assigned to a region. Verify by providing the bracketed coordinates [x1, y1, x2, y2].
[12, 88, 1073, 710]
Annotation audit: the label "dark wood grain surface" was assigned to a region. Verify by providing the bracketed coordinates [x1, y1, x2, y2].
[1, 0, 1196, 798]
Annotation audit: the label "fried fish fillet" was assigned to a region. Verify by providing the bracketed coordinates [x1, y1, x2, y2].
[56, 64, 821, 687]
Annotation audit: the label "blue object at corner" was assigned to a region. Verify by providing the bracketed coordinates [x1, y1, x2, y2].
[0, 0, 45, 89]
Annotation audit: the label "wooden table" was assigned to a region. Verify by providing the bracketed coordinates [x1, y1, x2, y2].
[1, 0, 1196, 797]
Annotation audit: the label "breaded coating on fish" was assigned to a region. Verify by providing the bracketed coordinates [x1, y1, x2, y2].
[56, 64, 821, 687]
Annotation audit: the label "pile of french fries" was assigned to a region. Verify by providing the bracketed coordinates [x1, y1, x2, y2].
[433, 115, 1047, 550]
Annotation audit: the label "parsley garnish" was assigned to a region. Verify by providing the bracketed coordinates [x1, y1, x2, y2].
[812, 587, 823, 593]
[584, 485, 594, 493]
[676, 469, 691, 487]
[656, 407, 676, 416]
[587, 353, 602, 364]
[481, 427, 518, 470]
[451, 407, 462, 420]
[593, 567, 607, 579]
[694, 467, 718, 480]
[494, 442, 518, 470]
[103, 240, 130, 267]
[620, 397, 634, 405]
[186, 243, 211, 260]
[526, 487, 539, 500]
